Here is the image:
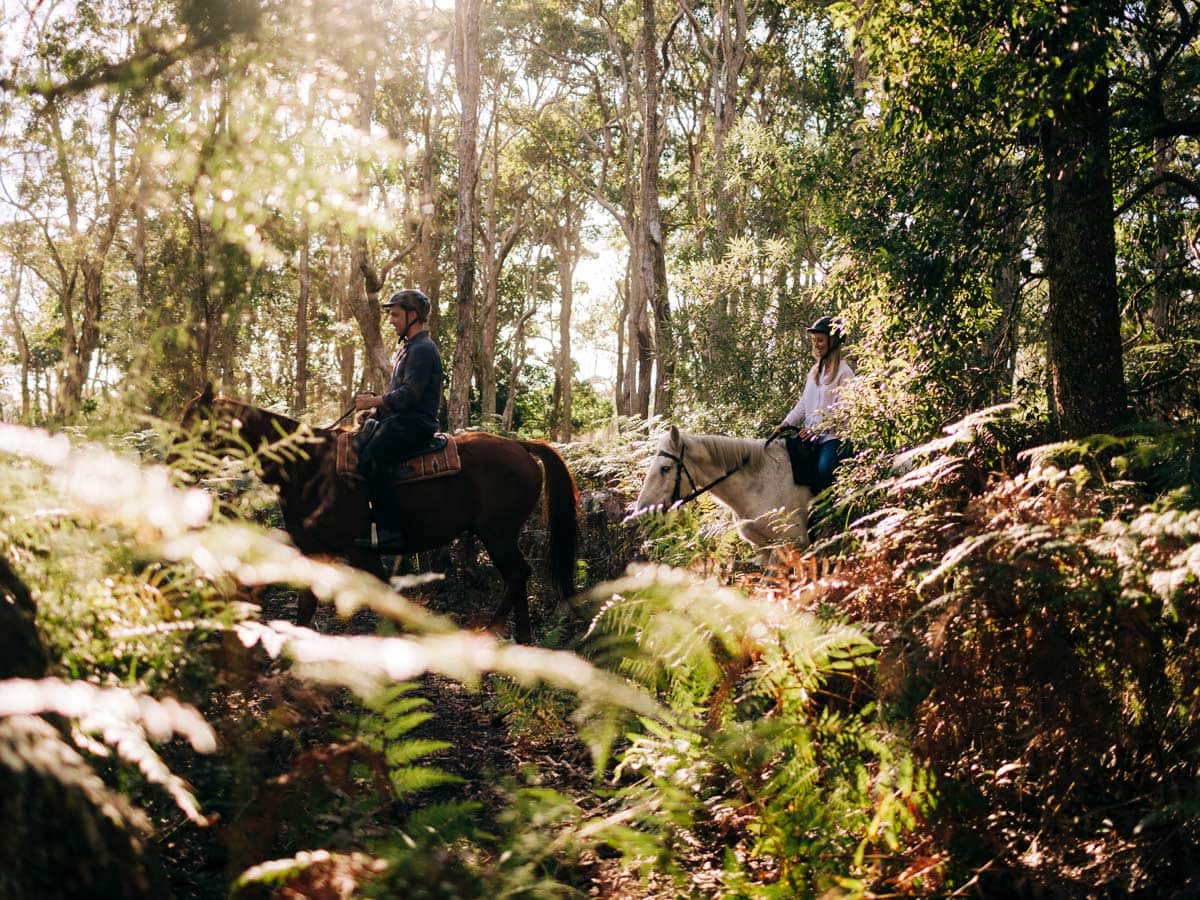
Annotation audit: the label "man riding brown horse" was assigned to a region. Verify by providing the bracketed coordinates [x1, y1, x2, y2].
[353, 288, 444, 552]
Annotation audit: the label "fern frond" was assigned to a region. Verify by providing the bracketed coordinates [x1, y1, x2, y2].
[0, 677, 215, 824]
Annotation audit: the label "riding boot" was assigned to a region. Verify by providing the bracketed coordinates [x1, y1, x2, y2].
[354, 464, 407, 553]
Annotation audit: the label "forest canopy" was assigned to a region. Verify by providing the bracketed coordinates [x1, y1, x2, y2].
[2, 0, 1196, 438]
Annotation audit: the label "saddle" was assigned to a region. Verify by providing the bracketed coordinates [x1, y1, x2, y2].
[783, 434, 821, 490]
[336, 431, 461, 484]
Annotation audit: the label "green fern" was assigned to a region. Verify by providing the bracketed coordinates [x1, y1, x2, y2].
[352, 683, 460, 799]
[584, 565, 933, 894]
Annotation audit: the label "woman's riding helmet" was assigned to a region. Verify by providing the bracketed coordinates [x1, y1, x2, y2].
[806, 315, 846, 350]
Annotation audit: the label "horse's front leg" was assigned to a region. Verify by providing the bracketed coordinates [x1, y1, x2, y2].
[736, 518, 775, 555]
[295, 548, 386, 629]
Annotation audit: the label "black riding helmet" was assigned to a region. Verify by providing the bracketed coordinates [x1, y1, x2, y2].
[806, 315, 846, 351]
[382, 288, 431, 322]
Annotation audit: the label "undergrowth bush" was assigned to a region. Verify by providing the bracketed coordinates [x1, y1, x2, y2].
[14, 400, 1198, 897]
[796, 408, 1200, 895]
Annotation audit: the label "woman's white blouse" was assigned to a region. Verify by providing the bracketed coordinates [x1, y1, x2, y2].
[782, 360, 855, 438]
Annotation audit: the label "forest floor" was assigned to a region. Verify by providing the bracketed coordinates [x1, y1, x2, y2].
[228, 557, 729, 899]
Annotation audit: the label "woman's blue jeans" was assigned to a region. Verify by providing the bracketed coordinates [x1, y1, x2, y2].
[815, 438, 852, 492]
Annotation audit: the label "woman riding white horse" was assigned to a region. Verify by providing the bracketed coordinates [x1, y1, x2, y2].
[633, 425, 813, 561]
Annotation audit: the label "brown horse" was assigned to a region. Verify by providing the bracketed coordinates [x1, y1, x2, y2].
[176, 385, 578, 642]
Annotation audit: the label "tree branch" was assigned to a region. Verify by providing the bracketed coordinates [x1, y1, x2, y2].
[1115, 171, 1200, 217]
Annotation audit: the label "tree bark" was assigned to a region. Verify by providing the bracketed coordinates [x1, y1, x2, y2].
[552, 213, 582, 441]
[1041, 71, 1127, 436]
[614, 281, 628, 416]
[7, 256, 30, 421]
[348, 64, 390, 389]
[477, 119, 523, 427]
[333, 239, 357, 410]
[1150, 136, 1180, 339]
[46, 102, 138, 418]
[415, 41, 448, 341]
[501, 306, 535, 432]
[448, 0, 483, 430]
[638, 0, 672, 418]
[295, 222, 311, 414]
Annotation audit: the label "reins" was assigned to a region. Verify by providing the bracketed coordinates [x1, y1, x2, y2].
[656, 439, 751, 508]
[325, 405, 357, 429]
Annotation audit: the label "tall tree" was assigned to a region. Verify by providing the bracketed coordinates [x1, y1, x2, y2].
[637, 0, 673, 416]
[1039, 11, 1126, 435]
[840, 0, 1200, 438]
[476, 115, 526, 426]
[550, 190, 585, 440]
[448, 0, 484, 429]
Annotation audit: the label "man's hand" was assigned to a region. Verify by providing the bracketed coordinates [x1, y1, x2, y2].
[354, 392, 382, 412]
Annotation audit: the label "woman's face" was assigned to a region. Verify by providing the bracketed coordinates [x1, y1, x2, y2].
[809, 331, 829, 359]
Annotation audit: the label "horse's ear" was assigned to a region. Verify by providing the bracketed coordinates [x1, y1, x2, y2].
[200, 382, 214, 404]
[669, 424, 680, 446]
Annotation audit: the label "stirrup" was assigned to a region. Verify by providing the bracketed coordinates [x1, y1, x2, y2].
[354, 522, 406, 553]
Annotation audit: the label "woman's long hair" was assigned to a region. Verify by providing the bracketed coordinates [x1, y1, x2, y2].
[809, 343, 844, 386]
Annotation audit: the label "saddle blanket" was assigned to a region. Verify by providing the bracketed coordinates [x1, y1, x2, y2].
[336, 431, 461, 484]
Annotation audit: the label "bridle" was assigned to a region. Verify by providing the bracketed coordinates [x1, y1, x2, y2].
[656, 439, 750, 508]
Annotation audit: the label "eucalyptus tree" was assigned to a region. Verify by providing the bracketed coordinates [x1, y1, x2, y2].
[1, 224, 34, 421]
[663, 3, 861, 426]
[842, 0, 1200, 437]
[510, 0, 675, 419]
[446, 0, 484, 430]
[1, 24, 147, 419]
[475, 110, 530, 428]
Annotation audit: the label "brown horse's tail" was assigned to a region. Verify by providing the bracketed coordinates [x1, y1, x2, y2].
[519, 440, 578, 606]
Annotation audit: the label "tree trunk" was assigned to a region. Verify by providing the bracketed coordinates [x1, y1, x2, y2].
[614, 281, 628, 417]
[1040, 72, 1127, 436]
[416, 45, 446, 342]
[638, 0, 672, 418]
[711, 0, 747, 255]
[477, 120, 523, 428]
[448, 0, 483, 430]
[334, 242, 357, 410]
[295, 222, 311, 414]
[7, 258, 30, 421]
[133, 201, 147, 310]
[553, 222, 580, 441]
[1150, 136, 1180, 339]
[501, 306, 535, 432]
[347, 65, 390, 389]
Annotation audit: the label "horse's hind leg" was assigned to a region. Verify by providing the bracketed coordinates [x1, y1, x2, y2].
[478, 529, 533, 643]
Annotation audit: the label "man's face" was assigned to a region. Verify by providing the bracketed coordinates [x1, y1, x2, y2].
[388, 305, 411, 336]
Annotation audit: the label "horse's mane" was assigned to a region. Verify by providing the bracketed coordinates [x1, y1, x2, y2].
[678, 431, 767, 472]
[214, 397, 327, 438]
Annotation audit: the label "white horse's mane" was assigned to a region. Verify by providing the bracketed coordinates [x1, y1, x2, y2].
[672, 430, 767, 473]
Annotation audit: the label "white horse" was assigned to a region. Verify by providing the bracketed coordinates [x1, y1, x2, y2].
[632, 425, 814, 561]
